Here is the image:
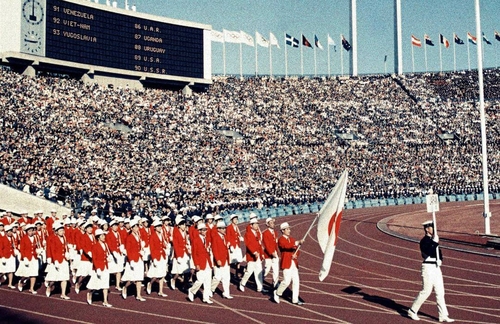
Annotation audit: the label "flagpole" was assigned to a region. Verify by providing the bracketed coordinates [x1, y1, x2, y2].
[292, 213, 319, 257]
[475, 0, 491, 235]
[223, 40, 226, 76]
[255, 32, 258, 76]
[301, 33, 304, 76]
[467, 35, 471, 71]
[239, 42, 243, 78]
[327, 34, 331, 77]
[269, 32, 273, 77]
[411, 43, 415, 73]
[424, 35, 428, 72]
[439, 34, 443, 73]
[314, 43, 317, 77]
[453, 33, 457, 72]
[340, 34, 344, 76]
[285, 32, 288, 78]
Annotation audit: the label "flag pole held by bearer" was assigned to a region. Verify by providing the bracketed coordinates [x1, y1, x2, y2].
[292, 170, 348, 281]
[425, 189, 441, 266]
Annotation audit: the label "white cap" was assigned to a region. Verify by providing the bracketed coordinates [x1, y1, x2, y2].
[197, 222, 207, 230]
[130, 219, 139, 227]
[205, 214, 214, 220]
[53, 222, 64, 232]
[250, 218, 259, 224]
[175, 216, 185, 226]
[95, 229, 107, 237]
[229, 214, 239, 220]
[216, 221, 226, 228]
[192, 215, 202, 223]
[249, 212, 258, 219]
[280, 222, 290, 230]
[152, 219, 162, 227]
[266, 217, 274, 224]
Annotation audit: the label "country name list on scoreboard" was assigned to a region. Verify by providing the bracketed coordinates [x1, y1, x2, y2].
[47, 2, 169, 74]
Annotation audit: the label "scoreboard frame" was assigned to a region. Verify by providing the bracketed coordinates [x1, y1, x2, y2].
[12, 0, 212, 86]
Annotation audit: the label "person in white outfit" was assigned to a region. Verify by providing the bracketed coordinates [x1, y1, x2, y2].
[408, 221, 454, 322]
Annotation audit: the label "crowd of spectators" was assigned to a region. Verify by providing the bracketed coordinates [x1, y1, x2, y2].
[1, 67, 499, 220]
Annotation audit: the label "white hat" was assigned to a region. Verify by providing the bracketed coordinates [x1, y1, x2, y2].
[53, 222, 64, 232]
[192, 215, 202, 223]
[197, 222, 207, 230]
[141, 217, 149, 224]
[205, 214, 214, 220]
[123, 218, 131, 224]
[280, 222, 290, 230]
[92, 215, 100, 222]
[249, 212, 258, 219]
[266, 217, 274, 224]
[422, 220, 434, 228]
[4, 224, 13, 232]
[63, 218, 71, 225]
[250, 218, 259, 224]
[152, 219, 162, 227]
[216, 221, 226, 229]
[229, 214, 239, 220]
[130, 219, 139, 227]
[94, 229, 107, 237]
[34, 219, 44, 226]
[24, 224, 35, 231]
[83, 221, 93, 229]
[109, 219, 118, 226]
[175, 216, 186, 226]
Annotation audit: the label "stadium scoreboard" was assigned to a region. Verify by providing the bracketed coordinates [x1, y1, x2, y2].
[4, 0, 211, 81]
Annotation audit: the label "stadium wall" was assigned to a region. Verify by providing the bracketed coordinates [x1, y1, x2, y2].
[0, 184, 71, 217]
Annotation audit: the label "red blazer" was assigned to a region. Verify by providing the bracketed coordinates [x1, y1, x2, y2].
[64, 226, 74, 245]
[106, 230, 122, 254]
[139, 226, 150, 248]
[226, 223, 241, 249]
[172, 227, 188, 258]
[278, 235, 300, 270]
[191, 233, 212, 270]
[0, 234, 15, 258]
[211, 231, 229, 267]
[149, 231, 166, 261]
[0, 216, 14, 226]
[91, 241, 109, 271]
[125, 232, 142, 262]
[244, 229, 264, 262]
[118, 226, 129, 244]
[262, 228, 279, 259]
[79, 233, 95, 262]
[161, 225, 171, 244]
[48, 235, 68, 263]
[45, 217, 55, 234]
[19, 235, 38, 261]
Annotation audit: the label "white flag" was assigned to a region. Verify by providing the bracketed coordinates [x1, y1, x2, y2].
[240, 30, 254, 47]
[255, 31, 269, 48]
[327, 35, 336, 46]
[269, 32, 280, 49]
[317, 170, 348, 281]
[223, 29, 242, 43]
[211, 30, 224, 43]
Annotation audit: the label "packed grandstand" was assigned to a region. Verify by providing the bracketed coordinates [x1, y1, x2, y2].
[1, 67, 499, 219]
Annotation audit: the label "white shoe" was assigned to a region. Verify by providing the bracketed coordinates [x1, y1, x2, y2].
[273, 290, 280, 304]
[407, 309, 420, 321]
[439, 317, 455, 323]
[223, 294, 234, 299]
[238, 284, 245, 292]
[188, 289, 194, 302]
[146, 282, 152, 295]
[203, 299, 213, 304]
[170, 279, 176, 290]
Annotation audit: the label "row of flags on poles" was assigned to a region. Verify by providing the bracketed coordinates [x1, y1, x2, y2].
[211, 30, 353, 52]
[411, 31, 500, 48]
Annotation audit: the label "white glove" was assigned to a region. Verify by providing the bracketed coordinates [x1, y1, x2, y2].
[96, 268, 102, 277]
[113, 251, 120, 259]
[54, 261, 60, 270]
[119, 245, 126, 254]
[139, 250, 144, 256]
[239, 237, 244, 242]
[64, 252, 70, 260]
[1, 257, 5, 265]
[140, 241, 146, 248]
[14, 249, 20, 256]
[433, 235, 439, 243]
[130, 262, 135, 271]
[88, 251, 92, 258]
[152, 260, 157, 267]
[437, 259, 442, 267]
[176, 257, 182, 264]
[24, 258, 29, 267]
[47, 258, 52, 264]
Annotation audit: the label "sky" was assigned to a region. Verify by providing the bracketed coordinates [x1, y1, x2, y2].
[127, 0, 500, 76]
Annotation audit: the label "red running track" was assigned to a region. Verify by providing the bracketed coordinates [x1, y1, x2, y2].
[0, 204, 499, 323]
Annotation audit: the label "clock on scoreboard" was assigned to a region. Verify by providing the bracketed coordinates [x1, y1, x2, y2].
[20, 0, 206, 79]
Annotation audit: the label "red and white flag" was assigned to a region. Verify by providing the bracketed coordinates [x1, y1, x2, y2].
[411, 35, 422, 47]
[317, 170, 348, 281]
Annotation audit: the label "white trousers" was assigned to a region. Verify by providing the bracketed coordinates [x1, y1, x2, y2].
[241, 258, 263, 291]
[276, 262, 300, 303]
[191, 261, 212, 301]
[211, 263, 231, 297]
[264, 257, 279, 287]
[410, 263, 449, 318]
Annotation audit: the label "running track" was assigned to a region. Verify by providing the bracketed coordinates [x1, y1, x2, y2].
[1, 204, 499, 323]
